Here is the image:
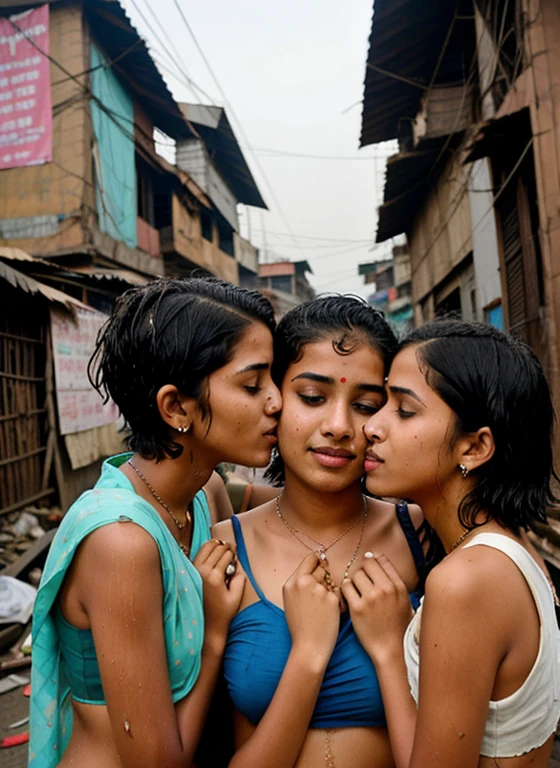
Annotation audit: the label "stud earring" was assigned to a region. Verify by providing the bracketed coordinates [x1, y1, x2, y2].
[177, 425, 190, 434]
[458, 463, 469, 479]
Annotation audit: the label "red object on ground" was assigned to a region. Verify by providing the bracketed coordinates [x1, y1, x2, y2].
[0, 732, 30, 748]
[22, 683, 31, 697]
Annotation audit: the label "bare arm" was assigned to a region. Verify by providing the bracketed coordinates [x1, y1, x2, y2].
[343, 553, 508, 768]
[83, 526, 242, 768]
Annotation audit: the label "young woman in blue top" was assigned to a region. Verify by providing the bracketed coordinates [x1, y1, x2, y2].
[29, 277, 282, 768]
[343, 321, 560, 768]
[215, 295, 427, 768]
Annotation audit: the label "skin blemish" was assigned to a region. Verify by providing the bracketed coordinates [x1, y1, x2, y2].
[340, 377, 347, 383]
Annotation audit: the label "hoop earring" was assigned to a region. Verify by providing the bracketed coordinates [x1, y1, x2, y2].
[458, 463, 469, 479]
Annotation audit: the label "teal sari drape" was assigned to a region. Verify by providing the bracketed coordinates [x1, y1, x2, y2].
[29, 453, 211, 767]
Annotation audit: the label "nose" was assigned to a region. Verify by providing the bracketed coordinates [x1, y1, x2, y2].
[321, 401, 352, 441]
[363, 411, 384, 443]
[264, 381, 282, 416]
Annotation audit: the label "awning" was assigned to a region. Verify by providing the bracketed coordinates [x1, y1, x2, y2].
[361, 0, 473, 146]
[0, 259, 88, 311]
[179, 104, 267, 209]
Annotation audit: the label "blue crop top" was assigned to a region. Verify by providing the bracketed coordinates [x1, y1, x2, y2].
[224, 506, 422, 729]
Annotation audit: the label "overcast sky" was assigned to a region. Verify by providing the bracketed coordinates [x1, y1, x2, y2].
[121, 0, 395, 297]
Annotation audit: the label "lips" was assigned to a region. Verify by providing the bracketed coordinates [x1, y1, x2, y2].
[310, 446, 356, 468]
[364, 450, 384, 473]
[263, 426, 278, 445]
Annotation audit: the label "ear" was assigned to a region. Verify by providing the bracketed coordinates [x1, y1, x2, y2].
[156, 385, 197, 433]
[457, 426, 495, 473]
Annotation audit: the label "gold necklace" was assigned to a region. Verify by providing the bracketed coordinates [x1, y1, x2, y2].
[448, 528, 473, 553]
[275, 494, 368, 592]
[128, 460, 191, 555]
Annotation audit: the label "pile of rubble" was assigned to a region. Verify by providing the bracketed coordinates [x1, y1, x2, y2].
[0, 508, 62, 569]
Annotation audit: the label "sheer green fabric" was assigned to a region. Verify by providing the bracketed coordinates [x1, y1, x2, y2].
[29, 453, 211, 767]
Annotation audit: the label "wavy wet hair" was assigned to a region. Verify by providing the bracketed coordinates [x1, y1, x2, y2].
[88, 277, 275, 461]
[265, 294, 398, 485]
[402, 319, 558, 532]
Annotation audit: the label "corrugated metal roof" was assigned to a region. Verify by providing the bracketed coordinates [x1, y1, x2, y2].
[0, 258, 88, 310]
[179, 104, 267, 209]
[0, 0, 196, 141]
[361, 0, 473, 146]
[376, 137, 457, 242]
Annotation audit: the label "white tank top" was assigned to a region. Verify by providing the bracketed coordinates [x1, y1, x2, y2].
[403, 532, 560, 758]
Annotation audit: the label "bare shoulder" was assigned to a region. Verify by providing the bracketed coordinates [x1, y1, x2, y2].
[81, 519, 160, 569]
[425, 544, 514, 609]
[407, 503, 424, 529]
[212, 517, 236, 547]
[74, 521, 163, 616]
[367, 496, 423, 532]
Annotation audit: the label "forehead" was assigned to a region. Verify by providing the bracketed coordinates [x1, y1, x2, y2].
[224, 321, 273, 368]
[388, 345, 439, 398]
[290, 337, 384, 379]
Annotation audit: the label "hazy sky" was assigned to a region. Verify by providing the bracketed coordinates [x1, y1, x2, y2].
[121, 0, 395, 297]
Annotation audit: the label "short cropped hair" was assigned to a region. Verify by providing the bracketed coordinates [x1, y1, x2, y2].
[89, 277, 275, 461]
[402, 319, 558, 531]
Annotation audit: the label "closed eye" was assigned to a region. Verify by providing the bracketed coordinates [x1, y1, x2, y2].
[298, 394, 324, 405]
[354, 402, 381, 414]
[245, 385, 262, 395]
[397, 407, 415, 419]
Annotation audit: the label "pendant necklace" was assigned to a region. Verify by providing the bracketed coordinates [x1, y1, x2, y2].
[128, 459, 191, 556]
[275, 494, 368, 592]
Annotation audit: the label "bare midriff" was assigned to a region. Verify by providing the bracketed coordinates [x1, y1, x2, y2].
[57, 701, 124, 768]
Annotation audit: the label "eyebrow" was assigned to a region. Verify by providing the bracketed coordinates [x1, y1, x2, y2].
[291, 372, 385, 394]
[236, 362, 270, 374]
[389, 386, 427, 407]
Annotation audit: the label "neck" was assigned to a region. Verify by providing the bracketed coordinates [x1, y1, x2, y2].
[126, 446, 212, 513]
[414, 477, 490, 553]
[280, 470, 365, 535]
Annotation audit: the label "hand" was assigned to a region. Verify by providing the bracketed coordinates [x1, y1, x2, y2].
[193, 539, 246, 646]
[283, 552, 340, 670]
[341, 553, 413, 665]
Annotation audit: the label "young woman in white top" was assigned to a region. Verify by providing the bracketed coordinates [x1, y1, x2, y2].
[342, 320, 560, 768]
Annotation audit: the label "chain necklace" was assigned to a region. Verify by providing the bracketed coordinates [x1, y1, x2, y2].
[275, 494, 368, 592]
[448, 528, 473, 553]
[128, 460, 191, 555]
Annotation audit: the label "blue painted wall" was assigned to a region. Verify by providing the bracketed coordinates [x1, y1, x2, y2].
[90, 42, 137, 247]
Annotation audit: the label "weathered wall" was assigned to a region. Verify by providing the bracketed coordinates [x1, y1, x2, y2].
[170, 194, 238, 283]
[0, 4, 90, 254]
[407, 149, 473, 309]
[525, 0, 560, 412]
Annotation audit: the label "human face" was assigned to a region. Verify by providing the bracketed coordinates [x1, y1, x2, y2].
[363, 344, 459, 503]
[197, 321, 282, 467]
[277, 337, 386, 492]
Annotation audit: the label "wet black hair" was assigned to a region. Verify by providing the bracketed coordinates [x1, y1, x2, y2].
[402, 319, 558, 532]
[89, 276, 276, 461]
[265, 294, 398, 485]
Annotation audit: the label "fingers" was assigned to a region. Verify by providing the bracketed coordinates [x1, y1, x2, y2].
[290, 550, 320, 579]
[195, 538, 233, 569]
[311, 562, 328, 584]
[340, 576, 361, 606]
[362, 553, 407, 591]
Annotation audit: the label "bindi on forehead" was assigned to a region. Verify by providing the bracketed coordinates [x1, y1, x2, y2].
[340, 377, 347, 384]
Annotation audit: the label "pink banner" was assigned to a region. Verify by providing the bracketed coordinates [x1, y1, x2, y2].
[0, 4, 52, 170]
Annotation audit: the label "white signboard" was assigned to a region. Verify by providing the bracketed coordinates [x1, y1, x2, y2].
[51, 307, 119, 435]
